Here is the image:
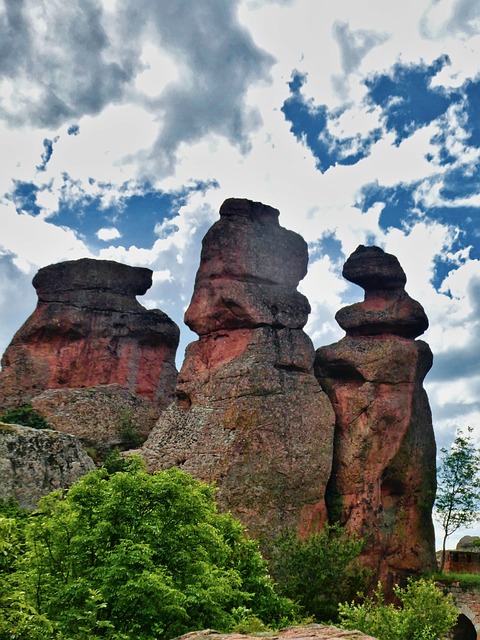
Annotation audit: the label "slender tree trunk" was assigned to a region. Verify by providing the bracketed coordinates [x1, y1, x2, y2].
[440, 533, 448, 573]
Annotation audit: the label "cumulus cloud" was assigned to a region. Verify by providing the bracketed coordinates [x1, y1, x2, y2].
[97, 226, 121, 241]
[0, 0, 136, 128]
[117, 0, 275, 176]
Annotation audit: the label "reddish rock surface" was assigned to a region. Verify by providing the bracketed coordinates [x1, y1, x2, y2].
[141, 198, 335, 542]
[176, 625, 378, 640]
[0, 259, 179, 409]
[31, 384, 162, 457]
[315, 245, 437, 588]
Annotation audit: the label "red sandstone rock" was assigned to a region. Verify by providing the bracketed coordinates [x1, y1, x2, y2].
[0, 259, 179, 409]
[315, 245, 437, 589]
[176, 625, 378, 640]
[141, 198, 335, 542]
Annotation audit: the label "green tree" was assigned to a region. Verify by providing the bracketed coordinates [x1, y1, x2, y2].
[339, 578, 458, 640]
[19, 458, 295, 639]
[435, 427, 480, 572]
[269, 524, 369, 622]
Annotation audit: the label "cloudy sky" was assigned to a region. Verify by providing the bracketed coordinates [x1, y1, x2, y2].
[2, 0, 480, 544]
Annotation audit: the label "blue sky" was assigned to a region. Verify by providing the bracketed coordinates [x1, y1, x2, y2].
[1, 0, 480, 545]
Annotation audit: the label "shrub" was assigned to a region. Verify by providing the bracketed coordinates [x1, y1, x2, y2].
[269, 524, 369, 622]
[0, 404, 51, 429]
[339, 578, 458, 640]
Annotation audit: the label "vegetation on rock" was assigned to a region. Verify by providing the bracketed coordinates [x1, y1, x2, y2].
[0, 403, 51, 429]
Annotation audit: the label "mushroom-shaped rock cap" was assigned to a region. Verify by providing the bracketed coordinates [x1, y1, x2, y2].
[336, 245, 428, 338]
[219, 197, 280, 223]
[343, 245, 407, 291]
[33, 258, 153, 298]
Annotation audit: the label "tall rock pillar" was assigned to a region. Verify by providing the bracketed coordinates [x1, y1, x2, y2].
[141, 198, 335, 542]
[314, 245, 437, 587]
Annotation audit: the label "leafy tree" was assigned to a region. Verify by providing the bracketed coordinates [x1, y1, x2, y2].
[269, 524, 369, 622]
[339, 578, 458, 640]
[0, 502, 54, 639]
[18, 457, 295, 639]
[435, 427, 480, 572]
[0, 403, 51, 429]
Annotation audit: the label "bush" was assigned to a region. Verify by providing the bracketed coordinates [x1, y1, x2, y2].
[269, 524, 369, 622]
[16, 458, 295, 639]
[0, 404, 51, 429]
[338, 578, 458, 640]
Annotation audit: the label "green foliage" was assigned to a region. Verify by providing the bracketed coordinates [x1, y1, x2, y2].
[435, 427, 480, 571]
[430, 571, 480, 589]
[339, 578, 458, 640]
[0, 404, 51, 429]
[116, 409, 144, 448]
[102, 448, 132, 474]
[8, 459, 295, 639]
[269, 524, 369, 622]
[0, 506, 54, 639]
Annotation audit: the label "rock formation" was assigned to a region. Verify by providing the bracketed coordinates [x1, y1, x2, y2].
[141, 198, 335, 542]
[0, 422, 95, 510]
[0, 258, 179, 408]
[31, 384, 162, 457]
[176, 625, 378, 640]
[314, 245, 437, 588]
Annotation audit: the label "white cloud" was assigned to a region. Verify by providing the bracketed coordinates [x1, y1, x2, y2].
[97, 226, 121, 241]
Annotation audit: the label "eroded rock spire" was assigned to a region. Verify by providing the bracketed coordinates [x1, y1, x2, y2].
[315, 245, 437, 587]
[141, 198, 335, 542]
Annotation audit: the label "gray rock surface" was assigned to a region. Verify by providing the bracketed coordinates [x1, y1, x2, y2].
[0, 422, 95, 509]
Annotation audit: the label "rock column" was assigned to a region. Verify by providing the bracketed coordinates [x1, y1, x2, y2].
[141, 198, 335, 542]
[315, 245, 437, 587]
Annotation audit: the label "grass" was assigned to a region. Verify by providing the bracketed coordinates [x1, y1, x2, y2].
[431, 571, 480, 589]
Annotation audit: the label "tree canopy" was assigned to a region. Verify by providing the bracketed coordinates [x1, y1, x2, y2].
[0, 458, 295, 639]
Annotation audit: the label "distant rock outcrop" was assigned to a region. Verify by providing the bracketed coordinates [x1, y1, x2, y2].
[315, 245, 437, 587]
[0, 258, 179, 410]
[141, 198, 335, 542]
[0, 422, 95, 510]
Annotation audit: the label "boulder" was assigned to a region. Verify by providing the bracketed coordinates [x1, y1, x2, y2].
[175, 625, 378, 640]
[0, 422, 95, 510]
[315, 245, 437, 588]
[0, 258, 179, 409]
[31, 384, 161, 457]
[141, 198, 335, 542]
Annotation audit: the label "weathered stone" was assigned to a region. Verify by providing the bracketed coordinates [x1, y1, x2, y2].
[185, 198, 310, 335]
[31, 384, 161, 457]
[0, 258, 179, 409]
[141, 198, 335, 542]
[315, 245, 437, 589]
[175, 624, 378, 640]
[0, 422, 95, 510]
[335, 245, 428, 338]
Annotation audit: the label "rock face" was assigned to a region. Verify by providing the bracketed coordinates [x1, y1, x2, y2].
[315, 245, 437, 588]
[0, 422, 95, 510]
[0, 258, 179, 409]
[176, 625, 378, 640]
[141, 198, 335, 542]
[31, 384, 162, 457]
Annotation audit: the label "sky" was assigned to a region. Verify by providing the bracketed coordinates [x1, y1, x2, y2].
[1, 0, 480, 547]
